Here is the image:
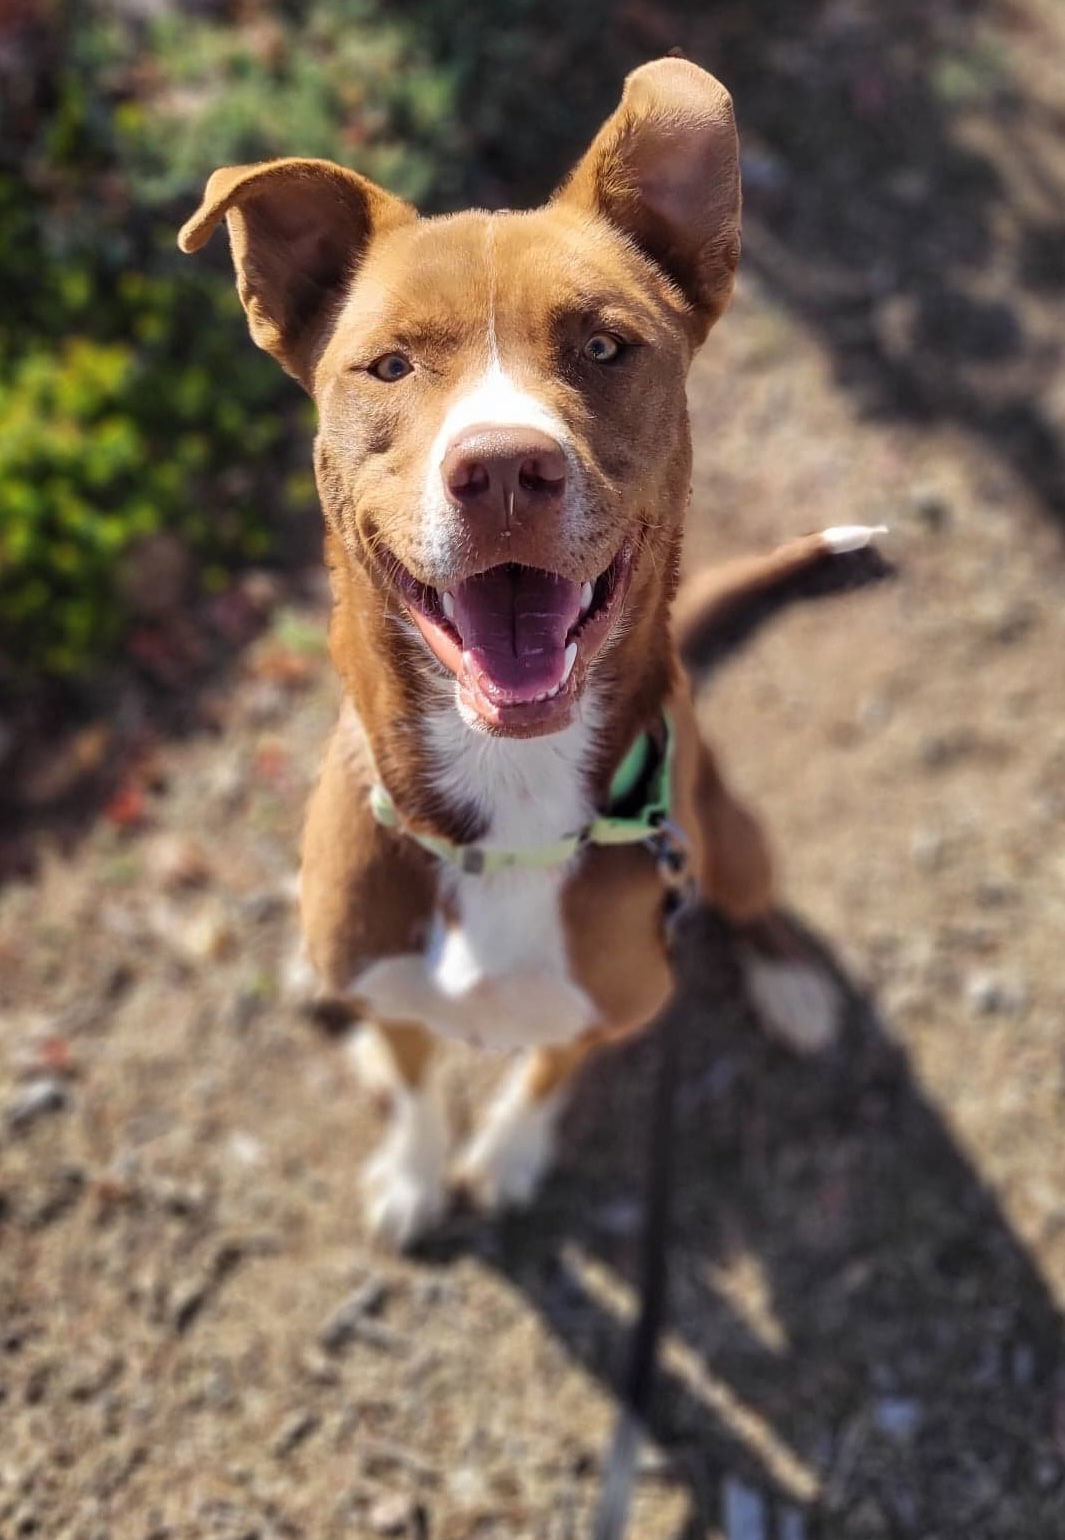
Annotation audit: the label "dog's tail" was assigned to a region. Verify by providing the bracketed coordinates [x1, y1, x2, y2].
[674, 524, 895, 677]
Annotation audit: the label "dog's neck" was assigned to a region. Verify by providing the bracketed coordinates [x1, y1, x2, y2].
[325, 532, 677, 846]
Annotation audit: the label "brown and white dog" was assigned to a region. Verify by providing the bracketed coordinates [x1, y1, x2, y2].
[179, 60, 889, 1247]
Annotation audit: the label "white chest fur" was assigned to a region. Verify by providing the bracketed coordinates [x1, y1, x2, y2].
[352, 702, 600, 1050]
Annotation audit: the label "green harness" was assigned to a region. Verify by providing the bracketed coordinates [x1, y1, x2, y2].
[368, 713, 678, 876]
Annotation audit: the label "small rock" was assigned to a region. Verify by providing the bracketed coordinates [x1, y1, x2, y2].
[977, 598, 1036, 645]
[856, 694, 892, 732]
[722, 1476, 767, 1540]
[226, 989, 265, 1033]
[975, 875, 1017, 908]
[966, 970, 1029, 1017]
[11, 1502, 40, 1536]
[319, 1277, 392, 1353]
[27, 1163, 85, 1227]
[227, 1131, 265, 1168]
[238, 890, 287, 924]
[447, 1464, 490, 1507]
[908, 485, 952, 532]
[272, 1408, 320, 1458]
[1034, 1456, 1061, 1490]
[918, 730, 969, 769]
[410, 1276, 458, 1310]
[872, 1395, 922, 1439]
[635, 1442, 674, 1479]
[6, 1078, 68, 1132]
[172, 902, 236, 964]
[11, 1031, 76, 1080]
[1011, 1342, 1036, 1387]
[910, 826, 946, 872]
[207, 753, 247, 812]
[152, 1177, 207, 1217]
[369, 1493, 418, 1535]
[591, 1197, 642, 1236]
[244, 679, 290, 726]
[843, 1496, 892, 1537]
[299, 1347, 342, 1387]
[145, 834, 210, 891]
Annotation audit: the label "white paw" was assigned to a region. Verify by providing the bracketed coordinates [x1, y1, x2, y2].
[363, 1150, 447, 1250]
[741, 955, 842, 1054]
[455, 1070, 563, 1213]
[348, 1024, 401, 1099]
[361, 1085, 450, 1250]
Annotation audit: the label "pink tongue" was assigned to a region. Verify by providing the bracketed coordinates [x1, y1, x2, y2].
[450, 566, 582, 702]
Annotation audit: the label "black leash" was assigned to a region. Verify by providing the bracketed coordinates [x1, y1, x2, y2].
[592, 835, 701, 1540]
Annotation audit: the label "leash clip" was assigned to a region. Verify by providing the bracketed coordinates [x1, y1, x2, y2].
[646, 817, 699, 931]
[646, 815, 689, 877]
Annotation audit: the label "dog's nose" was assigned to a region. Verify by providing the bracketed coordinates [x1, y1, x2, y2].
[441, 425, 567, 527]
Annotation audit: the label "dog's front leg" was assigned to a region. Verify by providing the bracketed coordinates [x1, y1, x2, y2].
[455, 1037, 600, 1212]
[350, 1020, 450, 1249]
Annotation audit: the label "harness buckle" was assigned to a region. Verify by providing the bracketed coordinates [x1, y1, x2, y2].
[647, 818, 699, 934]
[646, 817, 689, 872]
[460, 847, 487, 875]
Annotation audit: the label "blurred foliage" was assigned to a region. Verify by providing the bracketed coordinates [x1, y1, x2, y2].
[0, 0, 466, 687]
[0, 0, 651, 689]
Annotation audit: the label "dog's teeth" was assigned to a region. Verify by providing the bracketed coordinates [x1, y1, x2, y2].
[442, 590, 456, 622]
[579, 581, 594, 614]
[561, 642, 577, 685]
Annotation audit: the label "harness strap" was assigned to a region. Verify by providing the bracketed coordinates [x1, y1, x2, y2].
[368, 713, 677, 874]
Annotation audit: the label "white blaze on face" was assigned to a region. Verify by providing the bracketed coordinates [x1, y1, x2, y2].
[430, 361, 571, 460]
[421, 360, 579, 566]
[418, 215, 590, 566]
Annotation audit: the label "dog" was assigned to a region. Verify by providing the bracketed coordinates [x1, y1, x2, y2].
[179, 59, 890, 1248]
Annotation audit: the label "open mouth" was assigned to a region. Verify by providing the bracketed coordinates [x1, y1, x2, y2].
[385, 546, 634, 732]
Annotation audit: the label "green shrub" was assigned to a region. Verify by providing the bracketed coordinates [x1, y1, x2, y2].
[0, 291, 284, 677]
[0, 0, 637, 687]
[0, 1, 460, 687]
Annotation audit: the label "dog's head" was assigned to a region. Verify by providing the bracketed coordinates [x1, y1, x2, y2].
[180, 59, 740, 737]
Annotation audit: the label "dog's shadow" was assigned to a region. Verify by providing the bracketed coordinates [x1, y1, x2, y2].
[419, 909, 1064, 1537]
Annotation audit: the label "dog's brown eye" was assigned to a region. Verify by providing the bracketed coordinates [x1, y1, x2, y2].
[583, 333, 623, 364]
[369, 352, 413, 382]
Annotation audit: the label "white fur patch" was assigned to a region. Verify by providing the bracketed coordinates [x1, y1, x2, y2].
[455, 1058, 565, 1210]
[351, 703, 600, 1051]
[430, 361, 571, 462]
[820, 524, 889, 553]
[420, 359, 587, 569]
[741, 954, 842, 1054]
[351, 1027, 450, 1248]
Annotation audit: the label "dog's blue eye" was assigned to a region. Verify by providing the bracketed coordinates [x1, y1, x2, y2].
[369, 352, 413, 382]
[583, 333, 623, 363]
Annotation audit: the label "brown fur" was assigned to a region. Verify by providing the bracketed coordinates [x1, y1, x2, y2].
[180, 59, 880, 1238]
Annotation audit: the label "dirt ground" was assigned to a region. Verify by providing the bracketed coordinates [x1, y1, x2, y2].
[4, 8, 1065, 1537]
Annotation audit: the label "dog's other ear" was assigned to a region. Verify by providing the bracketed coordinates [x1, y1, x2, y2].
[178, 158, 416, 390]
[557, 59, 740, 344]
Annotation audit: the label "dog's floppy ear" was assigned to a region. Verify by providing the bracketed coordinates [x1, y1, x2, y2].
[178, 158, 416, 390]
[556, 59, 740, 343]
